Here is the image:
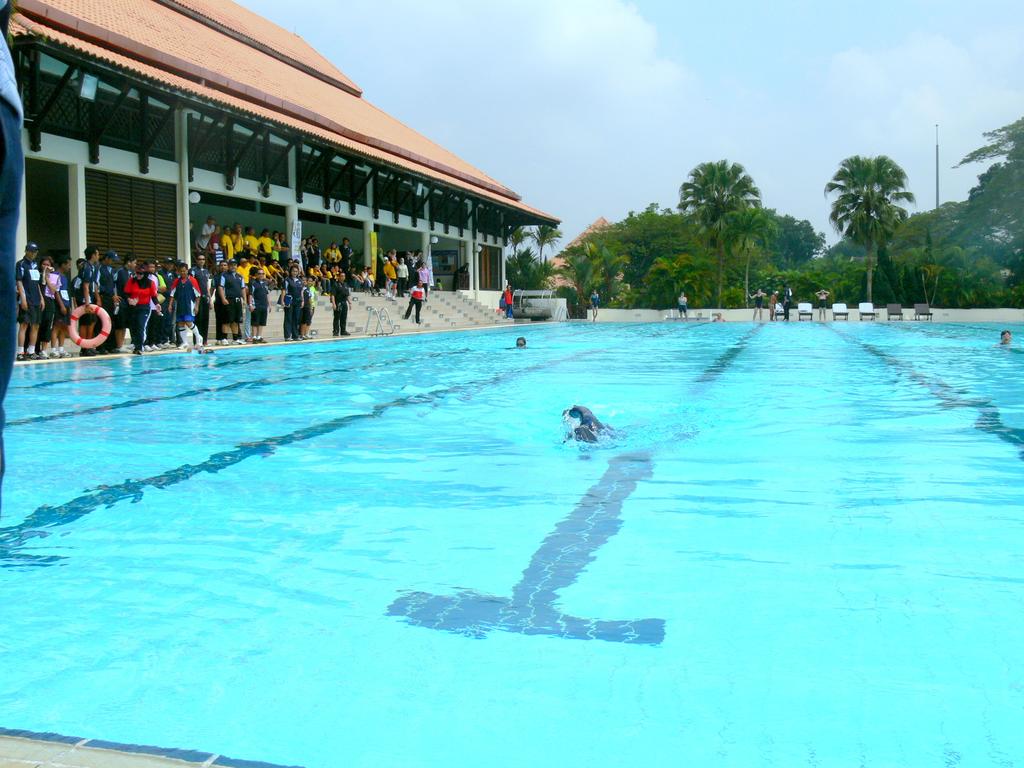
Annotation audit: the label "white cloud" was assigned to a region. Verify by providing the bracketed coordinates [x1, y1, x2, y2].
[241, 0, 1024, 245]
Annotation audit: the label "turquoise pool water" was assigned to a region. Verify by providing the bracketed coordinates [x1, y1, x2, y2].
[2, 322, 1024, 766]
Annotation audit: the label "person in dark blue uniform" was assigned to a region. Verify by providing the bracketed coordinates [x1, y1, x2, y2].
[330, 269, 351, 336]
[169, 261, 204, 351]
[97, 250, 119, 353]
[248, 267, 269, 343]
[217, 259, 245, 344]
[15, 242, 42, 360]
[189, 253, 212, 347]
[113, 254, 135, 352]
[77, 246, 100, 355]
[281, 263, 304, 341]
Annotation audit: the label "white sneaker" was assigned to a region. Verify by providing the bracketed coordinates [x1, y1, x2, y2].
[144, 345, 154, 352]
[60, 349, 71, 358]
[234, 339, 244, 345]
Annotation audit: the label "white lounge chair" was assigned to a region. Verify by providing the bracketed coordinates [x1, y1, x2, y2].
[832, 303, 849, 320]
[858, 302, 876, 321]
[797, 302, 813, 321]
[774, 303, 785, 319]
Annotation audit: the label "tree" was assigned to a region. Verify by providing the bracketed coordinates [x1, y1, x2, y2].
[530, 225, 563, 263]
[601, 204, 701, 288]
[727, 207, 777, 306]
[506, 227, 528, 258]
[825, 155, 915, 303]
[679, 160, 761, 308]
[557, 250, 598, 316]
[956, 116, 1024, 249]
[765, 210, 826, 268]
[584, 241, 627, 303]
[505, 246, 555, 290]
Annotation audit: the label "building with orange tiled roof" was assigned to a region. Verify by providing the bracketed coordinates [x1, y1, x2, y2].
[550, 217, 611, 286]
[10, 0, 557, 293]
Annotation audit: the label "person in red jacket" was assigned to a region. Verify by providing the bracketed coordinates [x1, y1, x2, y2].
[502, 282, 514, 319]
[404, 281, 425, 325]
[121, 260, 159, 355]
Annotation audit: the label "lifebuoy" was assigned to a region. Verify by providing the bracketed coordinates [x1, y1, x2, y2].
[68, 303, 112, 349]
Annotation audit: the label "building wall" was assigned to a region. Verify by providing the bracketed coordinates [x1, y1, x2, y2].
[20, 120, 507, 294]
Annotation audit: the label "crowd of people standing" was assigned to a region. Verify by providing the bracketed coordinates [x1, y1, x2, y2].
[15, 215, 440, 360]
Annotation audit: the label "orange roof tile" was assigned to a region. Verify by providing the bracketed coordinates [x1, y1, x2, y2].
[157, 0, 361, 95]
[13, 0, 558, 223]
[563, 217, 611, 251]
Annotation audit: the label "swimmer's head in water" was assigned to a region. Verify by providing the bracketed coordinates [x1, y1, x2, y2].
[1001, 330, 1012, 344]
[563, 405, 607, 443]
[516, 337, 526, 348]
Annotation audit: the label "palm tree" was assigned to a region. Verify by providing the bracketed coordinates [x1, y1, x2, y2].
[557, 250, 597, 316]
[825, 155, 915, 303]
[506, 246, 555, 290]
[531, 225, 563, 263]
[679, 160, 761, 308]
[584, 241, 627, 303]
[507, 227, 528, 258]
[727, 207, 777, 306]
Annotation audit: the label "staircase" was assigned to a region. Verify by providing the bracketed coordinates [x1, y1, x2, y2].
[265, 288, 513, 341]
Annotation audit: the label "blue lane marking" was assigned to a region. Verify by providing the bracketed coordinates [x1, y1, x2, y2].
[834, 329, 1024, 459]
[0, 350, 601, 566]
[6, 346, 473, 427]
[388, 453, 662, 645]
[387, 328, 759, 646]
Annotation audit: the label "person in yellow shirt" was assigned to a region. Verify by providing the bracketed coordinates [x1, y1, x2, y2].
[383, 252, 397, 300]
[324, 242, 341, 266]
[243, 226, 260, 257]
[258, 228, 275, 258]
[236, 256, 253, 284]
[230, 223, 244, 256]
[219, 227, 235, 262]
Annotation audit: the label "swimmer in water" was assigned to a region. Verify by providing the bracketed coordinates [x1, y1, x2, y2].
[563, 405, 609, 443]
[516, 337, 526, 348]
[1000, 329, 1012, 346]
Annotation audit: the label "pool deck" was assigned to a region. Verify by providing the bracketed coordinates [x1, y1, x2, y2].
[0, 730, 300, 768]
[12, 318, 527, 367]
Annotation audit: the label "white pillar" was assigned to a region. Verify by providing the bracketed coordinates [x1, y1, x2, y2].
[500, 241, 507, 289]
[420, 229, 430, 286]
[362, 219, 373, 268]
[286, 202, 299, 256]
[68, 163, 87, 272]
[175, 109, 191, 261]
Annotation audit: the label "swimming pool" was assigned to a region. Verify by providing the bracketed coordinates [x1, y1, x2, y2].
[2, 321, 1024, 767]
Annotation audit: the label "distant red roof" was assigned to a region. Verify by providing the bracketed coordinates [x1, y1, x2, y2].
[563, 217, 611, 251]
[13, 0, 558, 223]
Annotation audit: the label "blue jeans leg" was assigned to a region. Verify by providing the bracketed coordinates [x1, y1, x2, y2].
[0, 99, 24, 515]
[133, 306, 151, 352]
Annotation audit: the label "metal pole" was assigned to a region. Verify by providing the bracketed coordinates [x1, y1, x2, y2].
[935, 123, 940, 210]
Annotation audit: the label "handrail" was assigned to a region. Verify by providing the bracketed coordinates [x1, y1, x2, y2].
[365, 305, 397, 336]
[365, 306, 380, 336]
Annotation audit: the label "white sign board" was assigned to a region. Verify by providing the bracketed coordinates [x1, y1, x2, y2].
[290, 219, 302, 262]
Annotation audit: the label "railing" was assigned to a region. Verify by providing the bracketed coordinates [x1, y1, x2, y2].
[365, 306, 397, 336]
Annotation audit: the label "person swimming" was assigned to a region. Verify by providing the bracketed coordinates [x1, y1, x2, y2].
[1000, 330, 1012, 346]
[563, 405, 610, 443]
[516, 337, 526, 348]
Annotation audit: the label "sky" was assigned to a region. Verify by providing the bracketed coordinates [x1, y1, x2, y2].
[238, 0, 1024, 245]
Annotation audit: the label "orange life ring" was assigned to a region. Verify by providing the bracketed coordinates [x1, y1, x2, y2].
[69, 303, 112, 349]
